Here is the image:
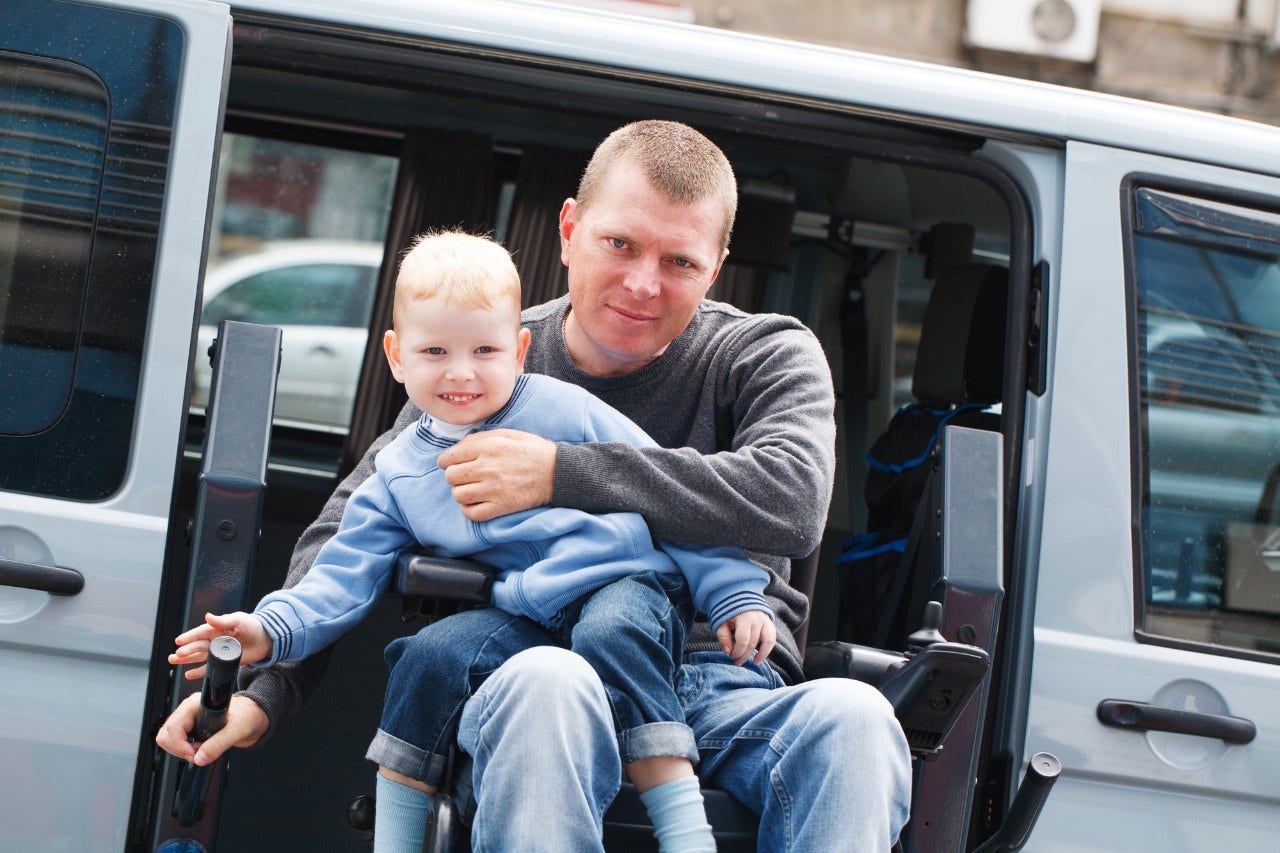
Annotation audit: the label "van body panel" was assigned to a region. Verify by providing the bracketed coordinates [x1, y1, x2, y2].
[0, 1, 230, 850]
[1026, 141, 1280, 846]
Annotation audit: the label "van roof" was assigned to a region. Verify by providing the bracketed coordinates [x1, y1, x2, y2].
[230, 0, 1280, 177]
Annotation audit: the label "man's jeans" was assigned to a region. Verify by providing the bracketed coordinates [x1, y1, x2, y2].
[455, 647, 913, 852]
[367, 571, 697, 787]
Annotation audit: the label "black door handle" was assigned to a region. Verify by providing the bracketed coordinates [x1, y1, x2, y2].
[0, 557, 84, 596]
[1097, 699, 1256, 745]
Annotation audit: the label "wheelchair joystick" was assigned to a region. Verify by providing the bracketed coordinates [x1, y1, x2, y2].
[174, 635, 242, 826]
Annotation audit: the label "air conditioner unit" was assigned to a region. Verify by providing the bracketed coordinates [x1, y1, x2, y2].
[965, 0, 1102, 62]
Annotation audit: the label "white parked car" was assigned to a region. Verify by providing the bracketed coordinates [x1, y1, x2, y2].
[193, 240, 383, 429]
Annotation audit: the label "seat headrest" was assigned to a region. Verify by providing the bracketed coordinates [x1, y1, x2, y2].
[911, 263, 1008, 407]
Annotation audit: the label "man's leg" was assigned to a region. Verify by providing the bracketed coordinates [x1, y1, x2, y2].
[457, 646, 621, 853]
[680, 651, 912, 852]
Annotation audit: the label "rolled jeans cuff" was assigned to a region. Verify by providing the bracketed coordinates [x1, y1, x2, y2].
[617, 721, 699, 766]
[366, 728, 449, 788]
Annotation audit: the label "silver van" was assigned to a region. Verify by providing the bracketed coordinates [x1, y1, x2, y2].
[3, 1, 1279, 850]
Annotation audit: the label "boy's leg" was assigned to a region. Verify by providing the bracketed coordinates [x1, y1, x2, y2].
[567, 571, 698, 768]
[568, 572, 711, 852]
[679, 651, 913, 852]
[367, 606, 551, 787]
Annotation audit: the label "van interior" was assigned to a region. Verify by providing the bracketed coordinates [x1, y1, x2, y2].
[150, 12, 1029, 850]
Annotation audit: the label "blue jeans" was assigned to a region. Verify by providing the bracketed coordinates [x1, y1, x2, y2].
[366, 571, 697, 786]
[455, 648, 912, 852]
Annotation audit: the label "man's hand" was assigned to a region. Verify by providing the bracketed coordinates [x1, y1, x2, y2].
[715, 610, 777, 666]
[155, 693, 269, 765]
[169, 612, 271, 681]
[438, 428, 556, 521]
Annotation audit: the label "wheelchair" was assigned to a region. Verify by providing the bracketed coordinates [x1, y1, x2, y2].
[338, 426, 1058, 852]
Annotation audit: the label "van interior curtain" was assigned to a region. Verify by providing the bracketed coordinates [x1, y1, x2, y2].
[342, 129, 496, 475]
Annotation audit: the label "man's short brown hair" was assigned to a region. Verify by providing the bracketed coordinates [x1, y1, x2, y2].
[576, 120, 737, 250]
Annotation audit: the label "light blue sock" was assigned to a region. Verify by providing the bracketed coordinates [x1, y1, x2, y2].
[638, 776, 716, 853]
[373, 771, 434, 853]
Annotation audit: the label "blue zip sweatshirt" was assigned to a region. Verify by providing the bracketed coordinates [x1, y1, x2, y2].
[253, 373, 771, 666]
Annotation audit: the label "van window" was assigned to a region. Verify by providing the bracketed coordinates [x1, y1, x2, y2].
[0, 56, 107, 436]
[1132, 186, 1280, 657]
[0, 10, 182, 501]
[193, 133, 395, 431]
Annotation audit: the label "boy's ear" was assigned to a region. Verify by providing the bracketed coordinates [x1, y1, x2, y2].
[383, 330, 405, 382]
[515, 327, 532, 370]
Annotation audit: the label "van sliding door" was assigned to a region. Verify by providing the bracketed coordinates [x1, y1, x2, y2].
[0, 1, 229, 850]
[1027, 141, 1280, 849]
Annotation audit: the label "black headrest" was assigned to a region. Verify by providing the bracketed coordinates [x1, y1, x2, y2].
[911, 263, 1008, 407]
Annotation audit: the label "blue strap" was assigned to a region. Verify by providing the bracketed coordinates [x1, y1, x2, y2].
[865, 403, 987, 474]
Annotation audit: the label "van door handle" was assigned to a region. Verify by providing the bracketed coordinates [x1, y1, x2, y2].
[0, 557, 84, 596]
[1097, 699, 1256, 745]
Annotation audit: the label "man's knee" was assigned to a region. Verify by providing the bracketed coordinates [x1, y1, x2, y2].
[483, 646, 606, 708]
[791, 678, 903, 749]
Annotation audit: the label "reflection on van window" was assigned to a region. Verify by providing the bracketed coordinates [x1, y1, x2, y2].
[1134, 188, 1280, 656]
[195, 134, 395, 430]
[0, 56, 107, 435]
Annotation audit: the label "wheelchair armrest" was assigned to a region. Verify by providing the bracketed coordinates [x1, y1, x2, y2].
[394, 552, 495, 623]
[804, 637, 989, 760]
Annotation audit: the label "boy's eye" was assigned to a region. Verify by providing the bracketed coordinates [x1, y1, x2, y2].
[475, 346, 496, 355]
[426, 346, 445, 356]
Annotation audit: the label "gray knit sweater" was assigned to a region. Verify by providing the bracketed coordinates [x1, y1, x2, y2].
[239, 296, 836, 740]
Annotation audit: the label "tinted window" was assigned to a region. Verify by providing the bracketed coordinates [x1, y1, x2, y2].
[1133, 187, 1280, 656]
[0, 57, 107, 435]
[0, 5, 182, 499]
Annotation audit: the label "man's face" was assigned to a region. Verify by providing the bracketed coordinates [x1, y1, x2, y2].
[383, 294, 530, 425]
[559, 160, 728, 377]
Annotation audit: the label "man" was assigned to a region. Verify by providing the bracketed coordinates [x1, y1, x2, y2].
[158, 120, 911, 851]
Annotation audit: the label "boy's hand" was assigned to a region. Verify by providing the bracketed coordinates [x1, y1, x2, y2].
[715, 610, 777, 666]
[169, 612, 271, 681]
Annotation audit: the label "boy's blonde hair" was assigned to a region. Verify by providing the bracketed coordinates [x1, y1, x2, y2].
[393, 230, 521, 328]
[576, 120, 737, 250]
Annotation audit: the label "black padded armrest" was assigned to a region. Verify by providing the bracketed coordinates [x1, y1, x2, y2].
[804, 638, 989, 759]
[394, 553, 495, 622]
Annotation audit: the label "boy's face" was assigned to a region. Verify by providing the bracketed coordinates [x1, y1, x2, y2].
[383, 294, 531, 426]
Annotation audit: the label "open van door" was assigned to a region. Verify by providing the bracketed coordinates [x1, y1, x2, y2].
[1026, 142, 1280, 849]
[0, 1, 229, 850]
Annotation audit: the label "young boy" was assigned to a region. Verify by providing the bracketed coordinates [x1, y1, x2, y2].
[171, 231, 776, 852]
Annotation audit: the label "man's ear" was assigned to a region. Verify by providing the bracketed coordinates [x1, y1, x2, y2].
[383, 329, 405, 382]
[558, 198, 577, 267]
[515, 327, 532, 371]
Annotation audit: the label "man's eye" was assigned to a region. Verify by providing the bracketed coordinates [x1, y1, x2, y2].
[672, 257, 692, 268]
[609, 237, 627, 250]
